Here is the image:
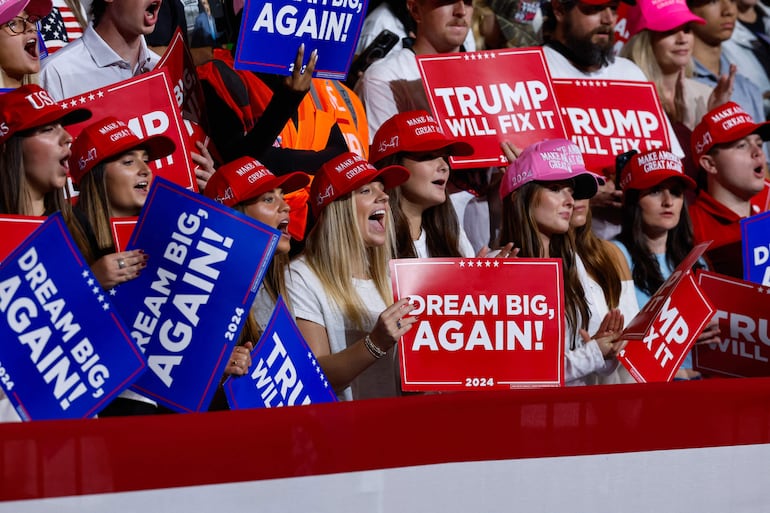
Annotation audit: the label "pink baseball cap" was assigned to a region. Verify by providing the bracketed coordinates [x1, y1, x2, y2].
[500, 139, 599, 199]
[204, 156, 310, 207]
[69, 116, 176, 185]
[369, 110, 474, 165]
[0, 84, 90, 144]
[626, 0, 704, 36]
[0, 0, 51, 25]
[311, 152, 409, 216]
[691, 102, 770, 163]
[619, 149, 696, 190]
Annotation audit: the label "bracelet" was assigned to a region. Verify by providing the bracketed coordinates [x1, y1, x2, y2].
[364, 334, 387, 359]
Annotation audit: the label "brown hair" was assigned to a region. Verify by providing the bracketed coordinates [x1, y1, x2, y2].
[499, 183, 590, 343]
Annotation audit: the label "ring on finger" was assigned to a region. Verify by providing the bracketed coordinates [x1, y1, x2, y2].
[117, 258, 126, 269]
[396, 320, 402, 330]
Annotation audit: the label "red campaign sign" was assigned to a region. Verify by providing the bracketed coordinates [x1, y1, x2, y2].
[417, 48, 567, 169]
[60, 69, 196, 192]
[390, 258, 565, 391]
[618, 272, 715, 382]
[695, 271, 770, 377]
[552, 79, 670, 175]
[622, 242, 711, 339]
[156, 28, 209, 133]
[0, 215, 44, 262]
[110, 217, 138, 253]
[612, 3, 633, 56]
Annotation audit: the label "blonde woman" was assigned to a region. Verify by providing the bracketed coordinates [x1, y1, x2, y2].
[286, 152, 416, 400]
[620, 0, 733, 131]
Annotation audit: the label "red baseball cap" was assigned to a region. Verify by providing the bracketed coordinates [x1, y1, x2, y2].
[69, 116, 176, 185]
[369, 110, 474, 165]
[0, 84, 90, 144]
[204, 156, 310, 207]
[0, 0, 51, 25]
[500, 138, 599, 199]
[311, 152, 409, 217]
[619, 149, 696, 190]
[691, 102, 770, 163]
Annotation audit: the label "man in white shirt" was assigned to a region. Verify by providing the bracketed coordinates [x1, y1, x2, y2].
[542, 0, 685, 239]
[40, 0, 163, 100]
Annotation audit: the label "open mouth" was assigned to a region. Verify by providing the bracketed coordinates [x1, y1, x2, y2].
[134, 181, 149, 191]
[277, 219, 290, 235]
[368, 209, 386, 231]
[146, 1, 160, 18]
[24, 37, 38, 58]
[754, 166, 765, 177]
[431, 179, 446, 187]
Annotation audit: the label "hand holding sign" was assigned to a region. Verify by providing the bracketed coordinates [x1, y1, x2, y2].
[191, 140, 217, 193]
[235, 0, 366, 79]
[224, 342, 254, 377]
[367, 298, 418, 355]
[89, 250, 148, 290]
[284, 43, 318, 93]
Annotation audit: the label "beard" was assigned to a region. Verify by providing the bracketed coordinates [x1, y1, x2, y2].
[563, 19, 616, 69]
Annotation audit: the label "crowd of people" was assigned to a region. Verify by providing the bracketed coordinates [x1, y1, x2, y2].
[0, 0, 768, 419]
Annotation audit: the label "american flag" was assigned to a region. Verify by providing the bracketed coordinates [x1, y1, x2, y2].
[39, 2, 84, 54]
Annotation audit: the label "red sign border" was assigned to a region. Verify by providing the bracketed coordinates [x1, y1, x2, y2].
[417, 48, 564, 169]
[391, 258, 565, 389]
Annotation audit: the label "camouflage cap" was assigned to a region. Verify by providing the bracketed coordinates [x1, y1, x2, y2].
[486, 0, 540, 47]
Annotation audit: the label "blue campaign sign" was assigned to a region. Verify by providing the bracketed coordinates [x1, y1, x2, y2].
[742, 211, 770, 286]
[110, 178, 280, 413]
[0, 214, 146, 421]
[224, 296, 337, 409]
[234, 0, 368, 80]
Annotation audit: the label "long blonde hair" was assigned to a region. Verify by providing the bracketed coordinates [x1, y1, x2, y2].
[621, 30, 693, 124]
[302, 192, 395, 329]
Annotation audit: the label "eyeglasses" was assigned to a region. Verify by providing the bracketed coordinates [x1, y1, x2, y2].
[3, 15, 41, 35]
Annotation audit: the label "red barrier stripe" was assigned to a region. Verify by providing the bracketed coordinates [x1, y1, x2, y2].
[2, 377, 770, 501]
